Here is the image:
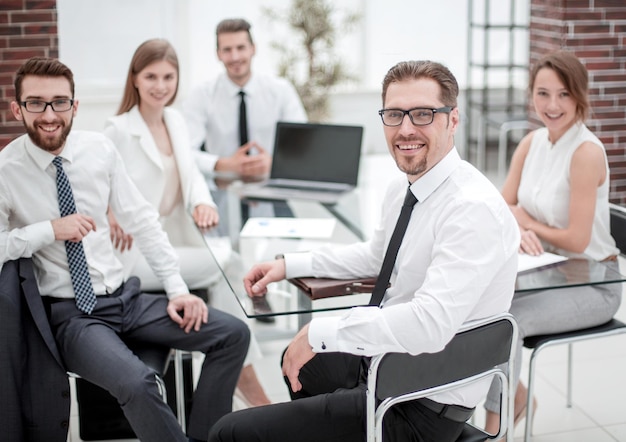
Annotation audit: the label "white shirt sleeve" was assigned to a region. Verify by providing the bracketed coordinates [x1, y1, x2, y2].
[107, 146, 189, 298]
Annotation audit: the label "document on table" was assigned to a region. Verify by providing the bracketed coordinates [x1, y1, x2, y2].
[240, 217, 336, 239]
[517, 252, 568, 273]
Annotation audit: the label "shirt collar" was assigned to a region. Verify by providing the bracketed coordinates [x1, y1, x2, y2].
[24, 133, 74, 171]
[409, 147, 461, 203]
[222, 72, 257, 97]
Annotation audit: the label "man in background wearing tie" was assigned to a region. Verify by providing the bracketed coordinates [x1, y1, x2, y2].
[183, 17, 307, 180]
[0, 56, 250, 442]
[208, 60, 521, 442]
[183, 18, 307, 318]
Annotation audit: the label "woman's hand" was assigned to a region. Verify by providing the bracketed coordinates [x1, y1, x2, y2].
[107, 209, 133, 251]
[193, 204, 219, 229]
[519, 229, 543, 256]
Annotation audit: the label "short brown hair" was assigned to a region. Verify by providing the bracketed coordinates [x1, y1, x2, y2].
[216, 18, 254, 48]
[529, 50, 589, 121]
[14, 57, 74, 102]
[117, 39, 179, 115]
[381, 60, 458, 108]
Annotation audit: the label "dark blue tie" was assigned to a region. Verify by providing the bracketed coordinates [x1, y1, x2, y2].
[368, 186, 418, 306]
[52, 156, 97, 314]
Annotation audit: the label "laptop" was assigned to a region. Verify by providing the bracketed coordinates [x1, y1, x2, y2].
[238, 121, 364, 204]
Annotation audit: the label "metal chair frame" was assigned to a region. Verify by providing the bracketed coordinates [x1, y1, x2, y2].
[366, 313, 518, 442]
[522, 203, 626, 441]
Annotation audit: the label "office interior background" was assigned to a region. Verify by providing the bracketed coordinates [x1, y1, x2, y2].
[2, 0, 625, 202]
[2, 1, 626, 441]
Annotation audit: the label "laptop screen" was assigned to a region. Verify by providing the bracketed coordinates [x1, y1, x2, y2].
[270, 122, 364, 186]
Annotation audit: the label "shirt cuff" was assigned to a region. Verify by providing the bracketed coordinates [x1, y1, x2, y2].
[29, 220, 56, 251]
[162, 274, 189, 299]
[283, 252, 313, 278]
[308, 316, 340, 352]
[193, 151, 218, 174]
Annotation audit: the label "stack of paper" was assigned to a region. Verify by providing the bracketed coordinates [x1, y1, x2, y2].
[240, 218, 336, 239]
[517, 252, 568, 273]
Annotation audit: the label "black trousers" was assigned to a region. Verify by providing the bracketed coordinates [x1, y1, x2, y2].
[209, 352, 465, 442]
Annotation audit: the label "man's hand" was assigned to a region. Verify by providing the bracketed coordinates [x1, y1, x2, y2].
[107, 209, 133, 251]
[282, 323, 315, 393]
[166, 293, 209, 333]
[244, 259, 286, 297]
[51, 213, 97, 242]
[215, 142, 272, 179]
[193, 204, 219, 229]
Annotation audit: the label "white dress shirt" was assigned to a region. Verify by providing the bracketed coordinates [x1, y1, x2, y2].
[182, 72, 307, 173]
[517, 123, 618, 260]
[0, 131, 188, 299]
[284, 148, 520, 407]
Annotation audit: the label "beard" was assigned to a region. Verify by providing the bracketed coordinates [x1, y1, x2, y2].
[23, 116, 73, 153]
[395, 154, 428, 177]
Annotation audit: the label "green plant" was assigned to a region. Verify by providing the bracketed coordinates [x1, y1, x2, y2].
[263, 0, 361, 122]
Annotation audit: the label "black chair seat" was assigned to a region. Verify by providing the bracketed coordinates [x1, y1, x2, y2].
[458, 423, 492, 442]
[523, 319, 626, 349]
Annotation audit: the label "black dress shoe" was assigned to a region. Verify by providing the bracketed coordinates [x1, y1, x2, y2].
[252, 295, 275, 323]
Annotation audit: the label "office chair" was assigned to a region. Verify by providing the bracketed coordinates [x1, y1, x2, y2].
[75, 290, 192, 439]
[522, 203, 626, 442]
[366, 313, 518, 442]
[73, 340, 173, 440]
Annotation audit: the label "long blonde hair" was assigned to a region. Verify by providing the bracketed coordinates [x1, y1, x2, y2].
[117, 39, 179, 115]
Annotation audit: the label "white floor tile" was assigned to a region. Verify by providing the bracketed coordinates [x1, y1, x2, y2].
[605, 423, 626, 442]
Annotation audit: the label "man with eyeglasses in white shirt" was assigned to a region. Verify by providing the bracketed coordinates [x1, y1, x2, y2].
[208, 60, 520, 442]
[0, 56, 250, 442]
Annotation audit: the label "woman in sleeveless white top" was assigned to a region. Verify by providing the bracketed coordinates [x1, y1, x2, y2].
[484, 51, 622, 433]
[103, 39, 272, 408]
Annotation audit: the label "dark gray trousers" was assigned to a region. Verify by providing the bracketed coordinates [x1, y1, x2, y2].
[48, 276, 250, 441]
[208, 352, 465, 442]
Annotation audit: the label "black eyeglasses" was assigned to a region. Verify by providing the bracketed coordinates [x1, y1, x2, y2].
[19, 99, 74, 113]
[378, 106, 453, 127]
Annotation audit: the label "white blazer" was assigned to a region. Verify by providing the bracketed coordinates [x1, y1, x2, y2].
[104, 106, 215, 253]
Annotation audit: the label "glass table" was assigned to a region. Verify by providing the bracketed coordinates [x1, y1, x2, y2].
[199, 158, 626, 329]
[199, 198, 626, 330]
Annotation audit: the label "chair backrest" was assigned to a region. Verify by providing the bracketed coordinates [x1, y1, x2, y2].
[375, 315, 515, 400]
[367, 313, 517, 442]
[609, 203, 626, 254]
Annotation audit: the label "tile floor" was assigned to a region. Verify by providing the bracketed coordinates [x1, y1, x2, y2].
[67, 153, 626, 441]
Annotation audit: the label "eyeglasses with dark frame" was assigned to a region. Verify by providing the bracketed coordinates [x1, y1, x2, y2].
[19, 99, 74, 113]
[378, 106, 453, 127]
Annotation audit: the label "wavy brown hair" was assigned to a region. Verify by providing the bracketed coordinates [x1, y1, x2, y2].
[116, 39, 179, 115]
[529, 50, 589, 122]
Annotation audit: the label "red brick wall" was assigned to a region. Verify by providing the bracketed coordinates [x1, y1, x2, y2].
[530, 0, 626, 204]
[0, 0, 58, 150]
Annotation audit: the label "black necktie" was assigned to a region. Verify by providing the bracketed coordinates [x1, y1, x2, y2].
[238, 90, 248, 146]
[368, 187, 418, 306]
[52, 156, 97, 314]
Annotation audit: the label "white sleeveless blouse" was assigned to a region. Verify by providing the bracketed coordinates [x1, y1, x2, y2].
[517, 122, 617, 260]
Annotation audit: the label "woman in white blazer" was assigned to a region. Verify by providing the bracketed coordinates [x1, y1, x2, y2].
[103, 39, 271, 409]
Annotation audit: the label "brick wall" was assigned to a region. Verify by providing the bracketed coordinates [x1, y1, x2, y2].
[530, 0, 626, 204]
[0, 0, 58, 150]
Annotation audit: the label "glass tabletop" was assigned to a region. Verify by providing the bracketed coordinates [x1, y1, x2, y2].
[199, 162, 626, 321]
[201, 223, 626, 322]
[515, 258, 625, 293]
